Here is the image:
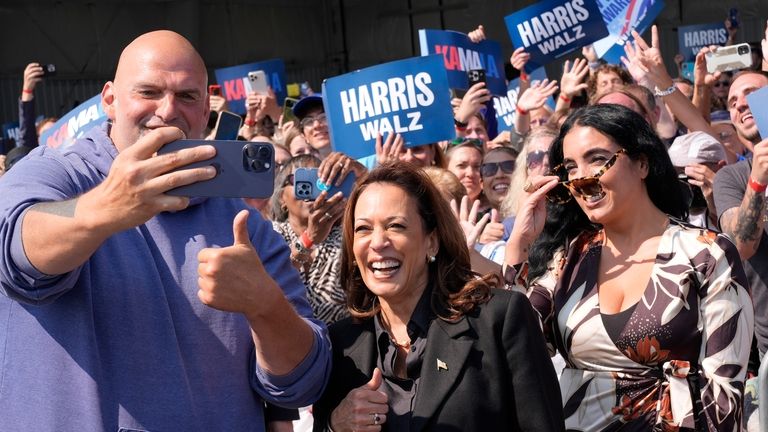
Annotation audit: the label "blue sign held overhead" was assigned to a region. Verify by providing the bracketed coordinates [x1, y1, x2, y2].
[504, 0, 608, 72]
[418, 29, 506, 96]
[39, 94, 107, 149]
[213, 59, 287, 115]
[678, 22, 728, 62]
[592, 0, 665, 65]
[747, 86, 768, 142]
[322, 55, 455, 160]
[493, 68, 555, 130]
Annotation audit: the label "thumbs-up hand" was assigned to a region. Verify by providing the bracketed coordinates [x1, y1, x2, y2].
[479, 209, 505, 245]
[330, 368, 389, 431]
[197, 210, 276, 317]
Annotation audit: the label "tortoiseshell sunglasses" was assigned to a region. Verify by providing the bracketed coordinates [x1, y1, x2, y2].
[546, 148, 627, 204]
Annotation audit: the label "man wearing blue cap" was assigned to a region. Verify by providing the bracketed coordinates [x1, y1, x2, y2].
[293, 94, 333, 159]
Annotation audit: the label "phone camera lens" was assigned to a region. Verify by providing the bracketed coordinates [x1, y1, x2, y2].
[250, 160, 264, 171]
[258, 146, 271, 158]
[245, 145, 258, 158]
[738, 46, 748, 55]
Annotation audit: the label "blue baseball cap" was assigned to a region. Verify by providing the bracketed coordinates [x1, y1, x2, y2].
[292, 95, 324, 120]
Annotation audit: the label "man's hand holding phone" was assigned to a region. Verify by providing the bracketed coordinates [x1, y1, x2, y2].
[79, 127, 216, 234]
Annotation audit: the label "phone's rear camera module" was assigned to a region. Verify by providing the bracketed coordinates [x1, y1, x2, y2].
[738, 46, 749, 55]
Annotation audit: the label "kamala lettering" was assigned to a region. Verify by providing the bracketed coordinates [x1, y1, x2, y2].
[340, 72, 434, 140]
[433, 45, 500, 78]
[516, 0, 590, 54]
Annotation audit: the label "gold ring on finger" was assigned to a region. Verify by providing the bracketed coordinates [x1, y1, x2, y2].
[523, 180, 535, 193]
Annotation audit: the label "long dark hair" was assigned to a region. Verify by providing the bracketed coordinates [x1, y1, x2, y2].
[341, 162, 494, 322]
[528, 104, 688, 281]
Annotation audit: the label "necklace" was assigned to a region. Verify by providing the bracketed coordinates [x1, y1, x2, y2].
[390, 337, 411, 350]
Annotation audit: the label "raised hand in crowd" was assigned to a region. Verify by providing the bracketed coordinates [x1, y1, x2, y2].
[691, 46, 723, 120]
[245, 90, 271, 122]
[22, 63, 44, 102]
[581, 44, 599, 75]
[317, 151, 366, 187]
[329, 368, 389, 432]
[290, 189, 345, 272]
[685, 161, 724, 225]
[631, 25, 715, 137]
[509, 47, 531, 72]
[555, 58, 589, 113]
[467, 24, 486, 43]
[673, 53, 685, 78]
[478, 209, 504, 244]
[451, 195, 491, 248]
[724, 17, 738, 46]
[454, 82, 491, 126]
[209, 93, 228, 113]
[374, 132, 404, 165]
[515, 78, 558, 136]
[504, 174, 558, 265]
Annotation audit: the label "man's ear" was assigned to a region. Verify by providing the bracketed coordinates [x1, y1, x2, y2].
[101, 81, 117, 120]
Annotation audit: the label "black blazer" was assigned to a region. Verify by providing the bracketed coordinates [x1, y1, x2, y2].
[313, 289, 565, 431]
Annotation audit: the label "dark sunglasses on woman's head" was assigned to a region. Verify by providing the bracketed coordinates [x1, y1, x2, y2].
[448, 137, 484, 148]
[282, 173, 295, 187]
[481, 160, 516, 177]
[526, 150, 549, 169]
[546, 148, 627, 204]
[714, 81, 730, 88]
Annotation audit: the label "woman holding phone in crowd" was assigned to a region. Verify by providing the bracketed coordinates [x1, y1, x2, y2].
[313, 162, 563, 431]
[505, 104, 752, 431]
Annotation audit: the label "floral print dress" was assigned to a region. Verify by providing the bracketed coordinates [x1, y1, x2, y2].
[511, 218, 753, 431]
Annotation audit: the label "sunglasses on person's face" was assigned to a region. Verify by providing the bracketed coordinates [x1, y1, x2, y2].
[480, 160, 516, 177]
[448, 137, 484, 148]
[526, 150, 549, 170]
[546, 148, 627, 204]
[714, 81, 731, 88]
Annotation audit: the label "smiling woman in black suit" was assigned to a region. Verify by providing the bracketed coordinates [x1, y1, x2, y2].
[312, 162, 564, 432]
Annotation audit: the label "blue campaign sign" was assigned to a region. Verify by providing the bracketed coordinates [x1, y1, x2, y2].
[678, 22, 728, 62]
[321, 55, 455, 160]
[39, 94, 107, 149]
[504, 0, 609, 72]
[417, 29, 506, 96]
[593, 0, 665, 64]
[493, 68, 555, 130]
[2, 121, 20, 141]
[747, 86, 768, 142]
[213, 59, 287, 115]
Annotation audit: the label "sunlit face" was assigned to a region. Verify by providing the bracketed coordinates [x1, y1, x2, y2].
[300, 107, 330, 151]
[597, 71, 624, 93]
[289, 134, 317, 157]
[353, 183, 438, 307]
[728, 72, 768, 144]
[711, 122, 745, 160]
[447, 146, 483, 201]
[398, 144, 435, 168]
[464, 116, 489, 144]
[597, 93, 649, 125]
[529, 107, 551, 129]
[102, 39, 209, 152]
[712, 76, 731, 98]
[481, 151, 516, 208]
[525, 135, 554, 176]
[561, 126, 647, 225]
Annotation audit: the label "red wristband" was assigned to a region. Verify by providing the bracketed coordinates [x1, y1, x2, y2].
[519, 72, 529, 82]
[559, 94, 571, 103]
[516, 106, 528, 116]
[748, 177, 767, 193]
[300, 231, 314, 249]
[22, 89, 33, 94]
[244, 118, 256, 127]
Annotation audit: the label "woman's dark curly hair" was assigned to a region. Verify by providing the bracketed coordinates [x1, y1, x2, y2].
[341, 161, 495, 322]
[528, 104, 688, 281]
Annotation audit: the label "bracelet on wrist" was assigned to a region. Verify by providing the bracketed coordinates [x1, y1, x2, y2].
[300, 230, 314, 249]
[22, 89, 33, 94]
[453, 118, 468, 128]
[588, 61, 601, 70]
[244, 118, 256, 127]
[653, 84, 677, 97]
[519, 72, 529, 82]
[559, 94, 571, 103]
[748, 177, 767, 193]
[516, 106, 528, 116]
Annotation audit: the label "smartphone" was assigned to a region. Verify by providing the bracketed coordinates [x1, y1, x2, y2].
[157, 140, 274, 198]
[681, 62, 695, 81]
[214, 111, 243, 140]
[729, 8, 739, 29]
[294, 167, 356, 201]
[282, 97, 299, 124]
[678, 174, 708, 210]
[467, 69, 486, 87]
[208, 84, 221, 96]
[40, 63, 56, 78]
[248, 70, 269, 94]
[705, 43, 752, 74]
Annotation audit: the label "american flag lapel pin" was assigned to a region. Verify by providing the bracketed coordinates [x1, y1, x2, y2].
[437, 358, 448, 371]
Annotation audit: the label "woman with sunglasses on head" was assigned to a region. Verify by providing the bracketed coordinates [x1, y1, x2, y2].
[505, 104, 753, 431]
[270, 155, 349, 325]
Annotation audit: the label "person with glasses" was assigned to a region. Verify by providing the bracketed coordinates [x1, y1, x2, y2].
[293, 95, 332, 159]
[481, 147, 518, 212]
[505, 104, 752, 431]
